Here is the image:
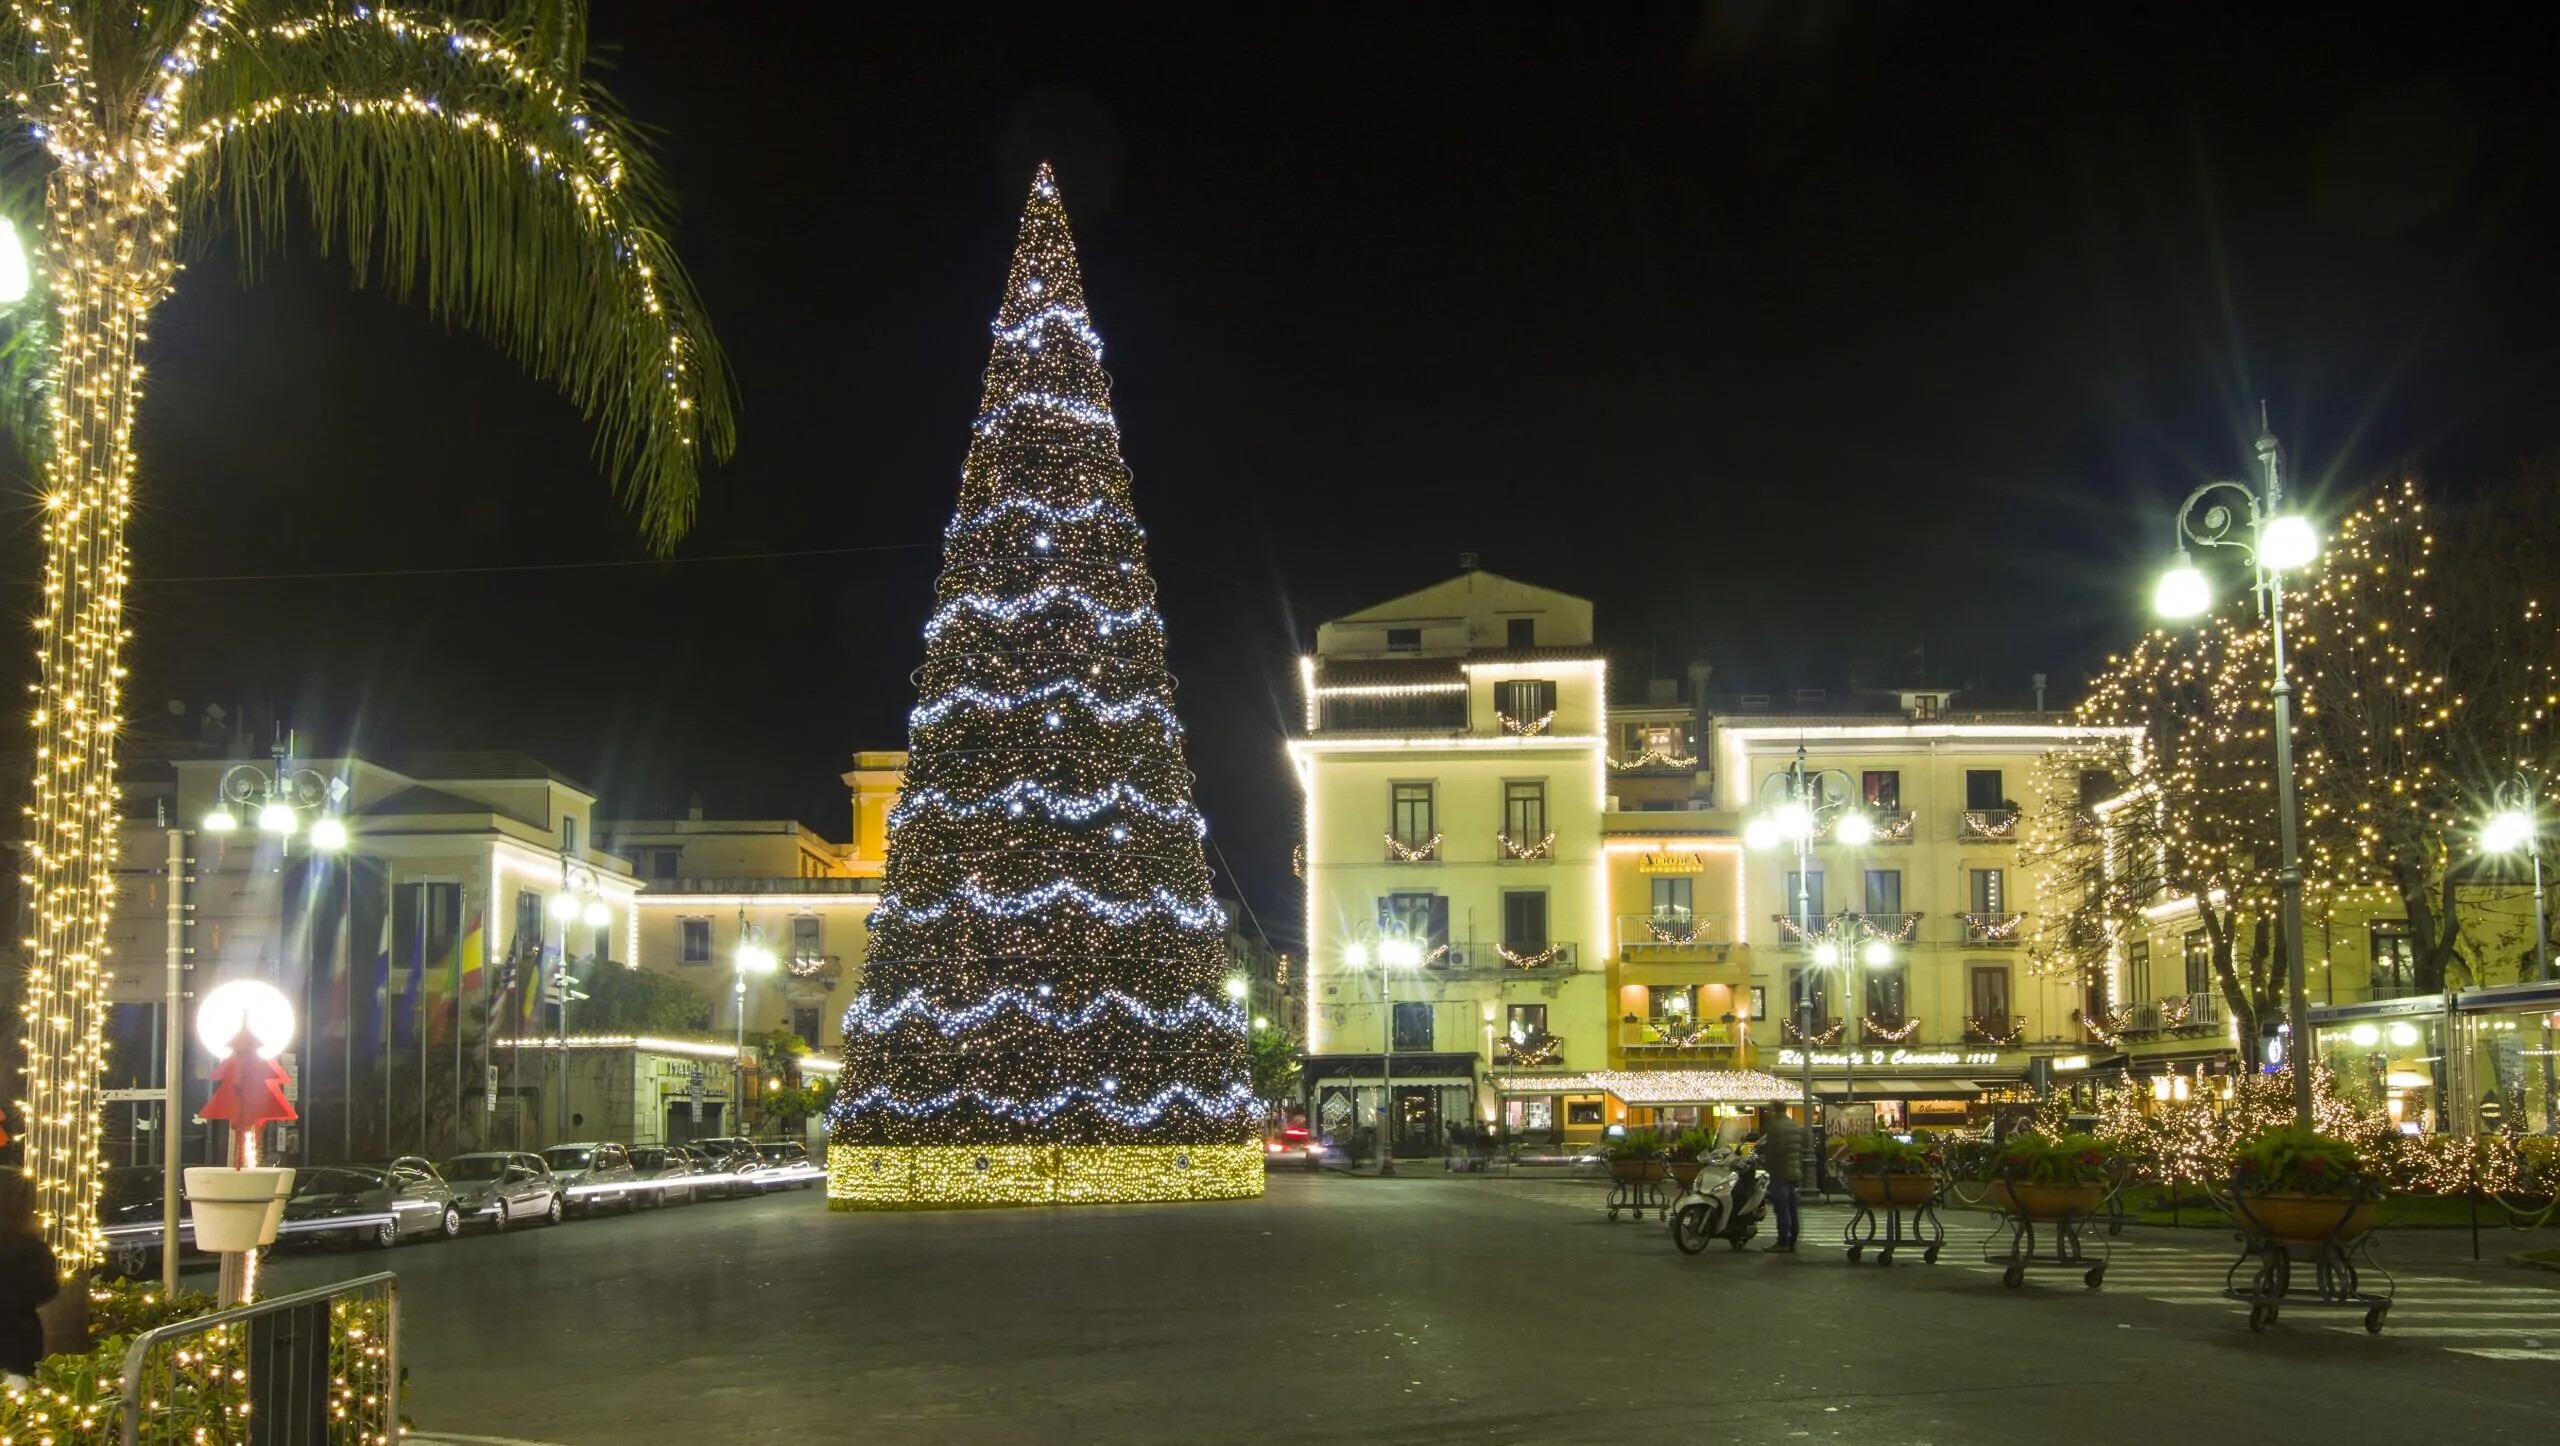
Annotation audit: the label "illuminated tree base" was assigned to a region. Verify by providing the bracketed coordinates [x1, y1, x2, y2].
[826, 1143, 1265, 1210]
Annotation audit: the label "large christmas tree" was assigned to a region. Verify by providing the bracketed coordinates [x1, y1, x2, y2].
[829, 165, 1261, 1208]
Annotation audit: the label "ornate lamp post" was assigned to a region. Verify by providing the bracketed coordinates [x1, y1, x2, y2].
[1745, 745, 1873, 1180]
[733, 914, 777, 1130]
[2484, 774, 2549, 982]
[1342, 925, 1423, 1175]
[547, 862, 611, 1142]
[2152, 419, 2320, 1125]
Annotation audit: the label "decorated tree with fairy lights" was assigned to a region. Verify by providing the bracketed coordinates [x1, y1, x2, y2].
[0, 2, 731, 1267]
[829, 165, 1257, 1208]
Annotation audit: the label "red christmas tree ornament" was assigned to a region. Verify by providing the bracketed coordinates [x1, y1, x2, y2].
[199, 1026, 296, 1135]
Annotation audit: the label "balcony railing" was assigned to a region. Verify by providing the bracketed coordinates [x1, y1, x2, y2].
[1620, 1019, 1740, 1051]
[2157, 989, 2221, 1028]
[1496, 831, 1557, 861]
[1963, 1013, 2027, 1046]
[1618, 912, 1736, 952]
[1493, 1032, 1566, 1067]
[1780, 1015, 1845, 1046]
[785, 953, 842, 985]
[1383, 832, 1441, 863]
[1773, 912, 1924, 947]
[1960, 809, 2022, 843]
[1487, 940, 1579, 971]
[1960, 912, 2027, 946]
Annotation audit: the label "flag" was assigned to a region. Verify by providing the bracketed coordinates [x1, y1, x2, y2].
[324, 861, 350, 1040]
[396, 892, 423, 1049]
[369, 907, 393, 1057]
[428, 908, 478, 1046]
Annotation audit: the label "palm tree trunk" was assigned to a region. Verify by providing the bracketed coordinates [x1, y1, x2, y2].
[20, 161, 172, 1269]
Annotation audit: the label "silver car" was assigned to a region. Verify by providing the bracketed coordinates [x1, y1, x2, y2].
[626, 1146, 700, 1206]
[440, 1152, 566, 1231]
[543, 1142, 639, 1215]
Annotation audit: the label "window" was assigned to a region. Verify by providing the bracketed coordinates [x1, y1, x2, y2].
[1965, 770, 2005, 811]
[1649, 876, 1693, 920]
[652, 849, 679, 881]
[2127, 940, 2153, 1003]
[1968, 868, 2005, 915]
[562, 815, 579, 854]
[1565, 1099, 1604, 1126]
[1912, 694, 1943, 721]
[1507, 617, 1535, 648]
[591, 919, 613, 965]
[2182, 930, 2212, 996]
[1503, 780, 1548, 842]
[1863, 869, 1902, 918]
[2077, 769, 2115, 808]
[791, 915, 824, 960]
[1783, 869, 1826, 920]
[1391, 1001, 1433, 1051]
[1501, 891, 1549, 950]
[1389, 782, 1435, 847]
[1970, 965, 2012, 1021]
[1385, 627, 1422, 652]
[1787, 967, 1833, 1021]
[1506, 1003, 1548, 1042]
[2371, 921, 2416, 997]
[1495, 679, 1557, 723]
[1647, 986, 1694, 1024]
[680, 917, 712, 965]
[513, 889, 544, 958]
[1644, 725, 1682, 754]
[1862, 771, 1901, 811]
[1866, 971, 1905, 1019]
[1378, 893, 1449, 950]
[791, 1006, 821, 1049]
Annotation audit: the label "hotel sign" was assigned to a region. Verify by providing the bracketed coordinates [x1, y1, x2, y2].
[1777, 1048, 2006, 1070]
[1638, 852, 1706, 875]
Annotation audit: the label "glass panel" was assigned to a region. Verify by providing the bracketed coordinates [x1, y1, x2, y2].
[1503, 781, 1547, 840]
[1390, 783, 1435, 845]
[1966, 770, 2004, 810]
[1863, 870, 1902, 917]
[1970, 966, 2010, 1019]
[1969, 869, 2003, 915]
[1391, 1001, 1433, 1051]
[1506, 1004, 1547, 1042]
[1649, 876, 1693, 918]
[1501, 892, 1548, 949]
[1783, 871, 1825, 919]
[1646, 986, 1694, 1024]
[1862, 771, 1900, 810]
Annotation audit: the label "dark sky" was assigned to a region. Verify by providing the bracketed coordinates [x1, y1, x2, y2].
[10, 3, 2557, 944]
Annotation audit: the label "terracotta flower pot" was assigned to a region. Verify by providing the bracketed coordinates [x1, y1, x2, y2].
[1990, 1179, 2105, 1221]
[2230, 1190, 2377, 1247]
[1608, 1158, 1666, 1183]
[1667, 1159, 1705, 1189]
[1845, 1173, 1933, 1208]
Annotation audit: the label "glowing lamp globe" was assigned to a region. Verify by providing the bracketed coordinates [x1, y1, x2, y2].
[201, 807, 238, 834]
[737, 941, 777, 974]
[196, 978, 296, 1060]
[2154, 561, 2212, 620]
[2260, 514, 2319, 571]
[582, 900, 611, 928]
[1223, 978, 1248, 1002]
[307, 817, 349, 852]
[1382, 939, 1422, 969]
[547, 891, 582, 922]
[1743, 816, 1778, 851]
[257, 801, 299, 835]
[1772, 800, 1812, 840]
[2484, 809, 2535, 855]
[1343, 942, 1369, 970]
[1813, 941, 1841, 968]
[1863, 938, 1895, 967]
[1834, 811, 1873, 846]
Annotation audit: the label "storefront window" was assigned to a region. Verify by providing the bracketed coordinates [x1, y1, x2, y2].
[2316, 1011, 2444, 1133]
[1648, 985, 1695, 1023]
[2462, 1008, 2560, 1135]
[1504, 1097, 1557, 1134]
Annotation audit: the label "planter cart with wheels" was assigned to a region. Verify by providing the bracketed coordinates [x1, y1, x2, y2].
[1841, 1172, 1943, 1266]
[1605, 1158, 1671, 1222]
[1982, 1177, 2111, 1289]
[2220, 1183, 2394, 1334]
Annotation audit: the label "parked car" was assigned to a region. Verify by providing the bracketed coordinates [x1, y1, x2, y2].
[693, 1137, 774, 1193]
[751, 1140, 819, 1189]
[100, 1165, 178, 1277]
[440, 1152, 566, 1231]
[1262, 1124, 1323, 1173]
[282, 1163, 461, 1248]
[626, 1147, 700, 1206]
[673, 1143, 745, 1198]
[543, 1142, 639, 1214]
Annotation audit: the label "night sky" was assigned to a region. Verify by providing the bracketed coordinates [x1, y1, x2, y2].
[8, 3, 2556, 944]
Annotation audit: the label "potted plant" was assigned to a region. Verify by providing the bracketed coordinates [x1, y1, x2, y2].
[1606, 1129, 1667, 1184]
[2228, 1125, 2378, 1245]
[1991, 1132, 2112, 1220]
[1834, 1132, 1935, 1208]
[1665, 1129, 1716, 1189]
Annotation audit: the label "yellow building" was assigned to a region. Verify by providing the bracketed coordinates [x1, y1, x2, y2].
[1290, 567, 1611, 1158]
[1713, 696, 2136, 1128]
[604, 751, 905, 1057]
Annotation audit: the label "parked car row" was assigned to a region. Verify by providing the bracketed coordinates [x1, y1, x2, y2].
[99, 1137, 824, 1275]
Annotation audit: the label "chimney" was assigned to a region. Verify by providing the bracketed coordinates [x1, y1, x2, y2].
[686, 790, 704, 821]
[1458, 551, 1480, 572]
[2032, 672, 2048, 713]
[1686, 656, 1713, 705]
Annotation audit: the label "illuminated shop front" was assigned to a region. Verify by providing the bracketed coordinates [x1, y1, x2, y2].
[2311, 984, 2560, 1138]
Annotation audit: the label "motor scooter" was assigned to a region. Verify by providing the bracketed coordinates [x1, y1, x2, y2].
[1668, 1147, 1771, 1254]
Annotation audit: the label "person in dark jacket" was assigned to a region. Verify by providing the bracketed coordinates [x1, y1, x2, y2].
[1757, 1108, 1808, 1252]
[0, 1166, 61, 1388]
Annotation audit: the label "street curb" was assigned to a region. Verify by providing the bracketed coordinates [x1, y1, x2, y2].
[2507, 1251, 2560, 1273]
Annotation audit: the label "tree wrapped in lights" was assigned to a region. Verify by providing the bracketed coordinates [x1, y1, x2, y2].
[1, 2, 732, 1267]
[829, 165, 1258, 1208]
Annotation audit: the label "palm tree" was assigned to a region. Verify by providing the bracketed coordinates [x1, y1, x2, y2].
[1, 1, 734, 1266]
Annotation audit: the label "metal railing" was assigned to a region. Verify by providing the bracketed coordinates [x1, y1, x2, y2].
[1617, 912, 1736, 950]
[1492, 1033, 1567, 1066]
[1773, 911, 1924, 947]
[119, 1270, 398, 1445]
[1963, 1013, 2028, 1045]
[1960, 809, 2021, 842]
[1959, 912, 2027, 946]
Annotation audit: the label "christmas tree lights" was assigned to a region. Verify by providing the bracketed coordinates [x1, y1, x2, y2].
[829, 165, 1257, 1207]
[3, 1, 730, 1267]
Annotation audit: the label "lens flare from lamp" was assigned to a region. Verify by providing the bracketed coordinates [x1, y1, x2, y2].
[2347, 1023, 2380, 1048]
[1813, 941, 1840, 968]
[738, 942, 777, 974]
[196, 978, 296, 1059]
[1863, 939, 1894, 967]
[201, 807, 238, 834]
[1773, 800, 1811, 840]
[1343, 942, 1369, 970]
[257, 801, 298, 835]
[1835, 811, 1873, 846]
[2154, 561, 2211, 620]
[582, 900, 611, 928]
[1382, 940, 1421, 969]
[548, 892, 581, 921]
[2484, 810, 2535, 855]
[308, 817, 348, 851]
[2386, 1021, 2420, 1048]
[1223, 978, 1248, 1001]
[2261, 514, 2319, 571]
[1743, 816, 1778, 851]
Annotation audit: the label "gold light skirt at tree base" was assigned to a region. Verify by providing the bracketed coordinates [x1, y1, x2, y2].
[827, 1143, 1266, 1210]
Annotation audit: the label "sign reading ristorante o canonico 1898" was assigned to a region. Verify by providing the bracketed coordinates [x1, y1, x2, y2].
[1776, 1047, 2007, 1069]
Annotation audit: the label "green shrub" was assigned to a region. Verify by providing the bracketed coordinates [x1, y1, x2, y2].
[1667, 1129, 1716, 1162]
[1608, 1129, 1662, 1160]
[1998, 1131, 2113, 1187]
[1834, 1132, 1930, 1174]
[2233, 1124, 2368, 1197]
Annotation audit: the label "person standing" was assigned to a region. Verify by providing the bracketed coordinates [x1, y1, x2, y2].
[0, 1167, 61, 1391]
[1759, 1106, 1807, 1253]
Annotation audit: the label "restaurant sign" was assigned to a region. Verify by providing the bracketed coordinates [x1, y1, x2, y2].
[1638, 852, 1706, 875]
[1776, 1047, 2006, 1070]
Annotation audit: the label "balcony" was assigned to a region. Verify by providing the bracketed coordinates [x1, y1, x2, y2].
[1960, 809, 2022, 843]
[1372, 938, 1579, 978]
[1781, 1015, 1845, 1046]
[1853, 810, 1916, 844]
[1485, 939, 1579, 973]
[1618, 912, 1736, 953]
[1959, 912, 2027, 947]
[1619, 1018, 1742, 1058]
[1383, 833, 1441, 863]
[784, 953, 843, 986]
[1963, 1014, 2027, 1046]
[2156, 990, 2221, 1030]
[1496, 831, 1557, 862]
[1493, 1032, 1567, 1067]
[1773, 912, 1924, 949]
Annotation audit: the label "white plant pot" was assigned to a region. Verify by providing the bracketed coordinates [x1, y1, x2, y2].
[183, 1167, 295, 1252]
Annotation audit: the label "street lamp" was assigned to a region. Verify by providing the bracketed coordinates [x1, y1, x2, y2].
[2152, 417, 2319, 1125]
[1345, 928, 1422, 1175]
[2485, 774, 2548, 982]
[734, 914, 777, 1129]
[201, 733, 351, 851]
[549, 861, 611, 1142]
[1747, 745, 1874, 1180]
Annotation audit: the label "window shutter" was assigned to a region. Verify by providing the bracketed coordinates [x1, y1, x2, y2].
[1429, 896, 1450, 946]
